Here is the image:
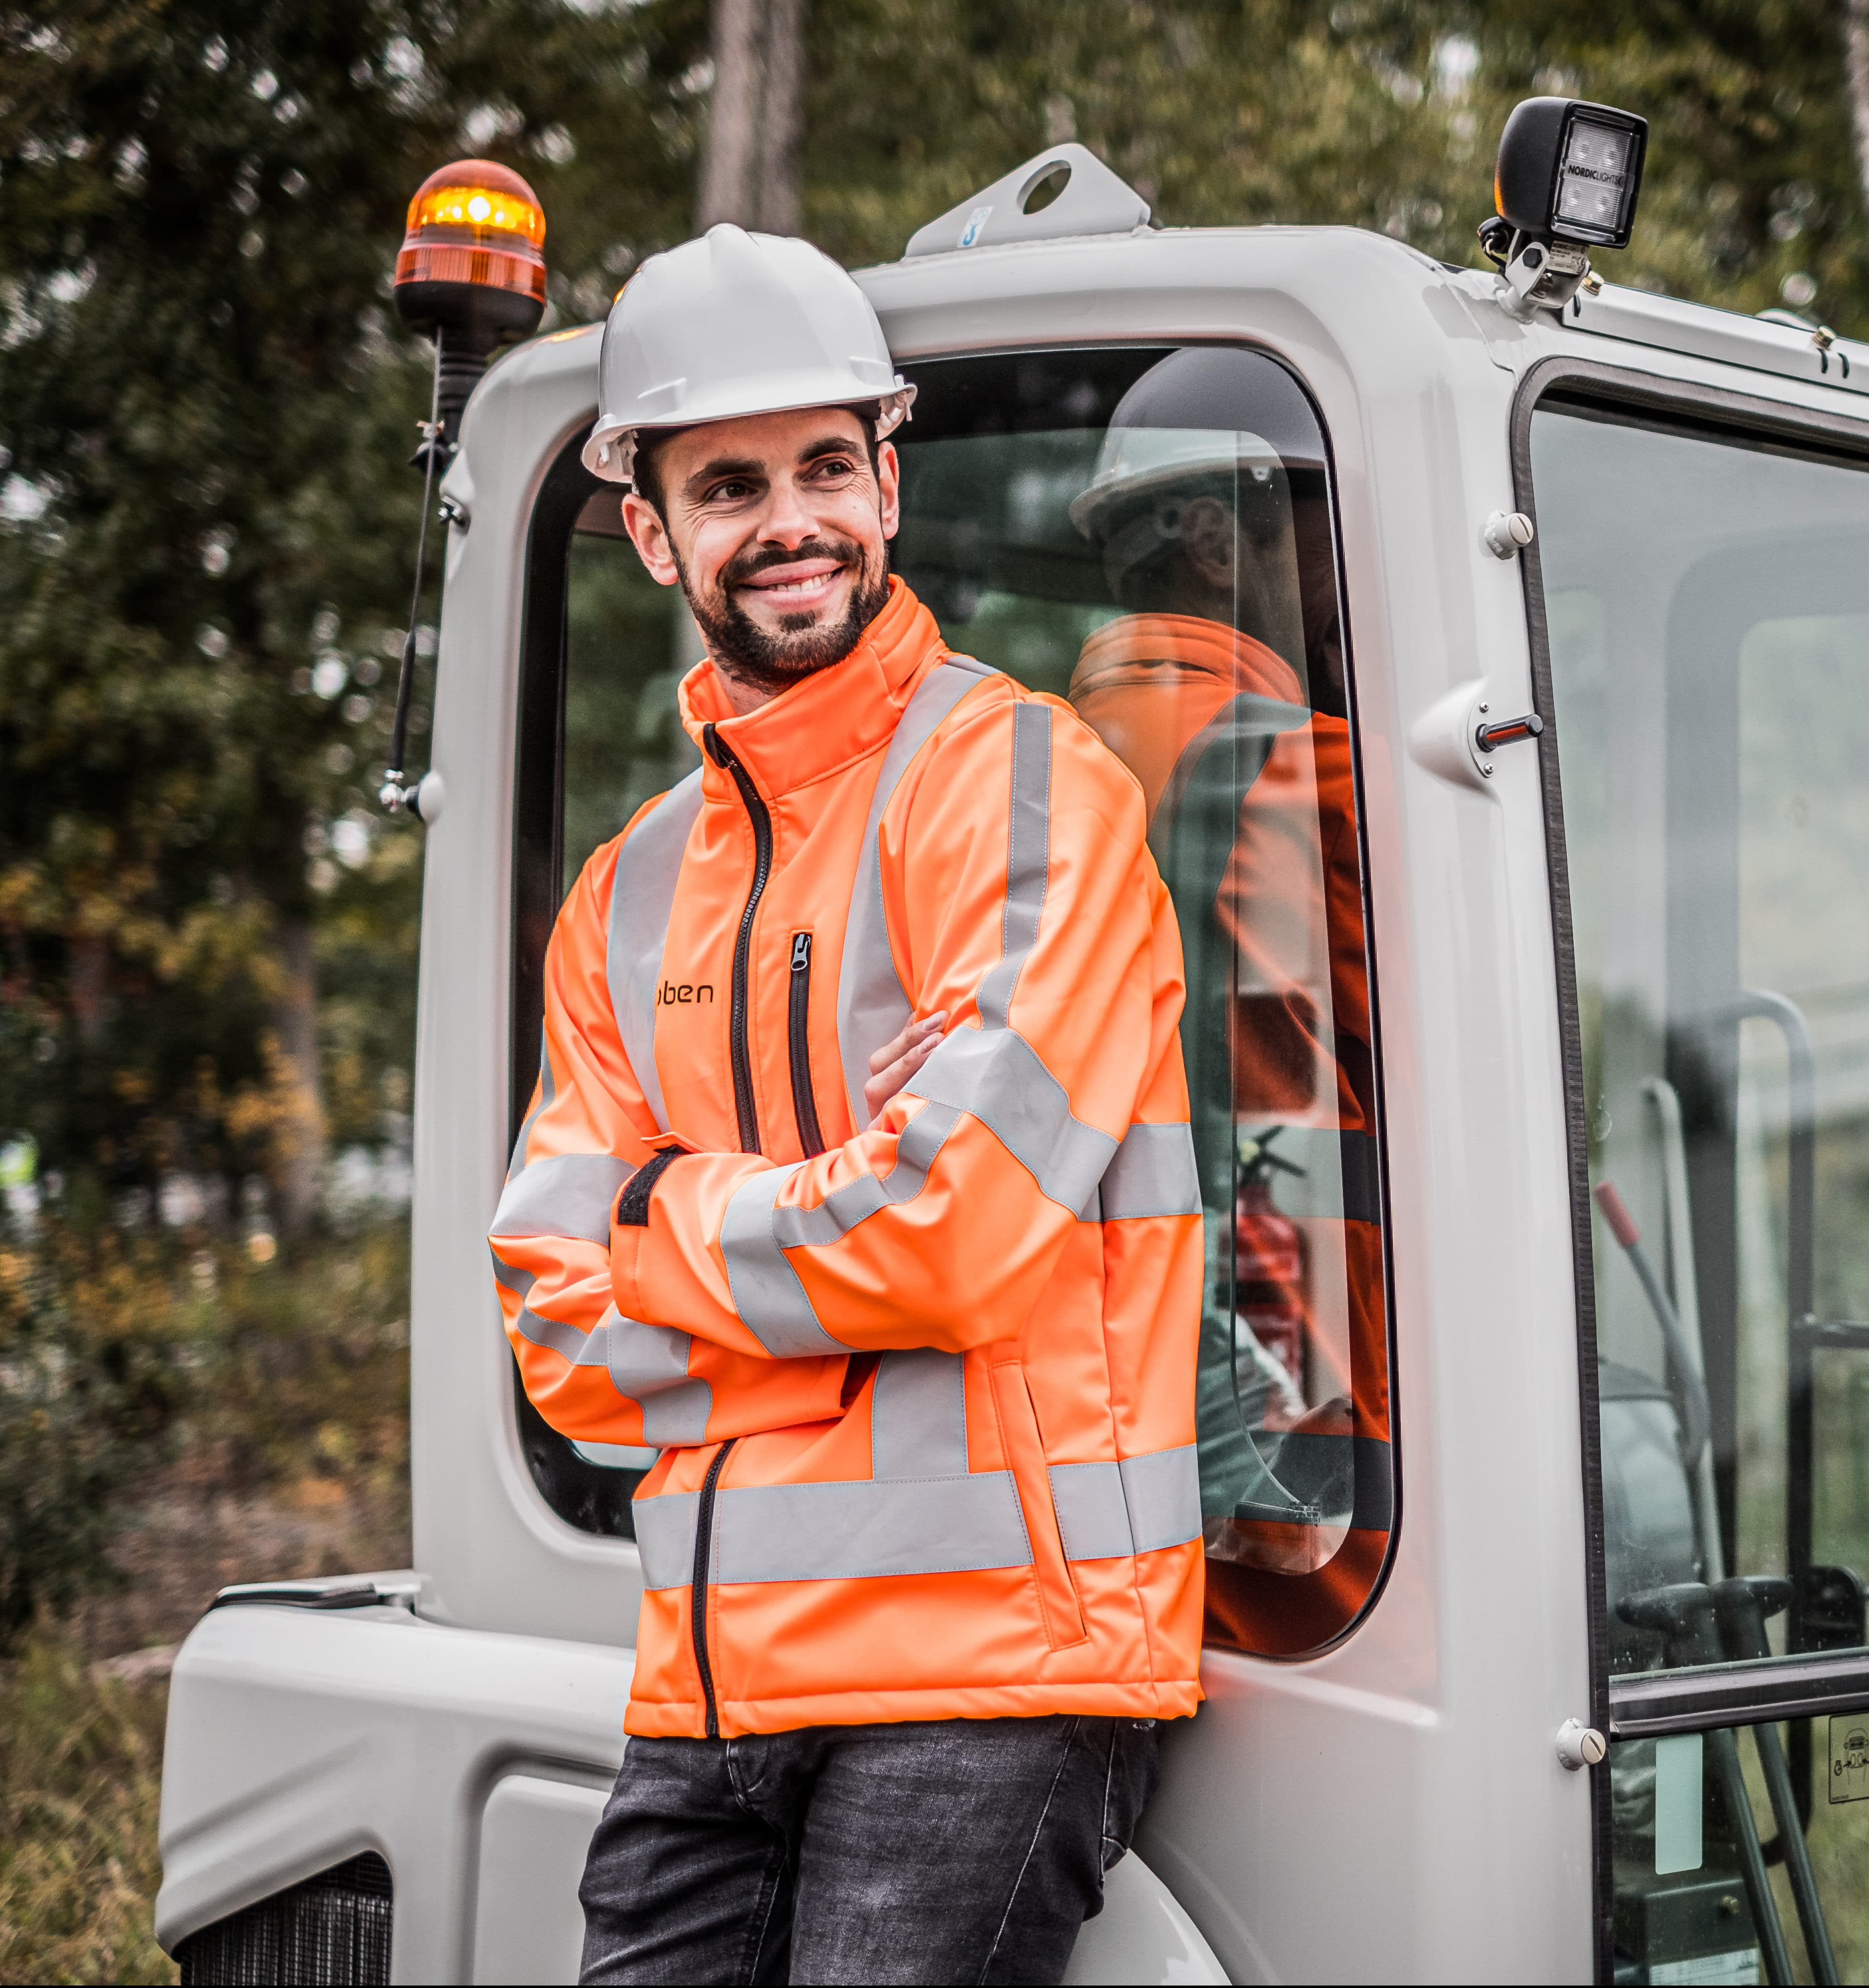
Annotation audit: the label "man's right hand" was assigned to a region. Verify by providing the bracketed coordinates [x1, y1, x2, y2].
[863, 1012, 947, 1129]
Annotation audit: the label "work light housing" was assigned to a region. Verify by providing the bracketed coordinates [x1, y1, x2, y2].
[1494, 96, 1647, 252]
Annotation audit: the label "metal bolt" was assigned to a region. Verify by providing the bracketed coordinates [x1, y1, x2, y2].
[1483, 510, 1536, 559]
[1555, 1717, 1608, 1771]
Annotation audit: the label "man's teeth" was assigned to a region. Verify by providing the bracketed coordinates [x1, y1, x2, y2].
[756, 573, 837, 597]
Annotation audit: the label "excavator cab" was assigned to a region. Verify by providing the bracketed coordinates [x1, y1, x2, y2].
[153, 132, 1869, 1984]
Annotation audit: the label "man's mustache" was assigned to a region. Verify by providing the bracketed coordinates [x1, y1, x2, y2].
[721, 536, 862, 589]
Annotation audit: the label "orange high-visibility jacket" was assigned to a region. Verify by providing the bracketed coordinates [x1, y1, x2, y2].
[490, 580, 1205, 1739]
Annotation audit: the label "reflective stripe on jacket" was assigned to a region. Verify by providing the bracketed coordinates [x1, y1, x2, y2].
[491, 579, 1204, 1738]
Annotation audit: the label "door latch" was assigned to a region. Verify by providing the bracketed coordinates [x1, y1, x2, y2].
[1474, 707, 1544, 759]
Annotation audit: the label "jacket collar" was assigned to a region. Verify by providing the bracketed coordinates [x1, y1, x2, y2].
[679, 577, 947, 800]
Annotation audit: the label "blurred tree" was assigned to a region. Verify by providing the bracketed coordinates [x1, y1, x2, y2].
[697, 0, 807, 232]
[0, 1, 696, 1229]
[3, 0, 1867, 1246]
[793, 0, 1869, 324]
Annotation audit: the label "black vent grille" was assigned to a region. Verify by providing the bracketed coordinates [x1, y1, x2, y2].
[176, 1851, 392, 1985]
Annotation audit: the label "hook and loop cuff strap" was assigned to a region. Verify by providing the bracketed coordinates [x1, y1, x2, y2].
[617, 1147, 688, 1228]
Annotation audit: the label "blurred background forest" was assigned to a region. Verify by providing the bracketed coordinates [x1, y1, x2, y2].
[3, 0, 1869, 1976]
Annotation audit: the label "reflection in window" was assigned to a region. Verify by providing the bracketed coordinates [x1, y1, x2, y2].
[897, 345, 1389, 1656]
[563, 497, 701, 897]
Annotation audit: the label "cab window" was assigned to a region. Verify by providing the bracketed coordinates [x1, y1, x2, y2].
[1533, 392, 1869, 1982]
[895, 345, 1391, 1656]
[513, 344, 1396, 1659]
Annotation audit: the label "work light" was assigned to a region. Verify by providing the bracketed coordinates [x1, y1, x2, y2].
[1494, 97, 1647, 251]
[1478, 95, 1647, 318]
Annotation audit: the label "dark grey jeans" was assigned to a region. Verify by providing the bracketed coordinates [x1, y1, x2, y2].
[577, 1713, 1160, 1986]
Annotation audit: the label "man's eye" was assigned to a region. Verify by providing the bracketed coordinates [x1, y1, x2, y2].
[707, 480, 755, 502]
[809, 458, 855, 480]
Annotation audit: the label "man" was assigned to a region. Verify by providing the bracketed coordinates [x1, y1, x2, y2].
[1065, 366, 1383, 1599]
[488, 224, 1203, 1986]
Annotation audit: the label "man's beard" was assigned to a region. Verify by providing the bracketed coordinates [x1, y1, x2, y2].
[678, 533, 893, 699]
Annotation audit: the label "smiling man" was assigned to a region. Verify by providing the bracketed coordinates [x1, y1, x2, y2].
[489, 225, 1205, 1987]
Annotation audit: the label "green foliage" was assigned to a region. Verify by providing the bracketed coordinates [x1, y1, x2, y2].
[0, 1226, 132, 1647]
[5, 0, 1867, 1217]
[796, 1, 1869, 320]
[0, 2, 696, 1205]
[0, 1210, 410, 1650]
[0, 1639, 175, 1986]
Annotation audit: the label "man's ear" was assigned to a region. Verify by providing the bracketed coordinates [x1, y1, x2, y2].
[876, 438, 901, 543]
[623, 491, 682, 588]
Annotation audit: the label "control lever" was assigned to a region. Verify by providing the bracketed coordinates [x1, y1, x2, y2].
[1711, 1578, 1839, 1984]
[1593, 1181, 1712, 1468]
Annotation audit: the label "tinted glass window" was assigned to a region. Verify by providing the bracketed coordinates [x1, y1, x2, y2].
[1535, 401, 1869, 1980]
[896, 346, 1389, 1656]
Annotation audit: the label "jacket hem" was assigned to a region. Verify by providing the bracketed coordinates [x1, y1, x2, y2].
[622, 1676, 1204, 1739]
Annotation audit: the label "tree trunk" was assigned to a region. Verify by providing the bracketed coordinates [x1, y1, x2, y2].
[696, 0, 808, 235]
[68, 932, 109, 1046]
[756, 0, 808, 236]
[697, 0, 764, 230]
[270, 919, 325, 1236]
[1848, 0, 1869, 229]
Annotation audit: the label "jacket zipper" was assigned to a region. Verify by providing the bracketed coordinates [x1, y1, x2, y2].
[788, 932, 825, 1158]
[703, 724, 771, 1155]
[691, 1436, 736, 1740]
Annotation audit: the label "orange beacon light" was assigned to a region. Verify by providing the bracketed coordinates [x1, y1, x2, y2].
[382, 159, 548, 821]
[393, 158, 548, 458]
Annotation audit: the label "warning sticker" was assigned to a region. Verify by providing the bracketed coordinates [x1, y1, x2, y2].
[1829, 1715, 1869, 1803]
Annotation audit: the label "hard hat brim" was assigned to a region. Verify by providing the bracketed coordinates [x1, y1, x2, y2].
[582, 379, 916, 485]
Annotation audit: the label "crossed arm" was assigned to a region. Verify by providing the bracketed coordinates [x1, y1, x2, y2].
[490, 694, 1189, 1448]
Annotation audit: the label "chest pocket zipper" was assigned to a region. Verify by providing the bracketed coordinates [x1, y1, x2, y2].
[788, 932, 826, 1159]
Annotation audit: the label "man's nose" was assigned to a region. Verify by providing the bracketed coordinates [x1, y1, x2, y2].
[757, 474, 818, 549]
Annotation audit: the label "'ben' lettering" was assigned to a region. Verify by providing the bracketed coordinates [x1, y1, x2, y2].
[656, 981, 714, 1006]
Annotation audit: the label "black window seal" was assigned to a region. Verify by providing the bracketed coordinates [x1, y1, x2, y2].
[1508, 352, 1869, 1983]
[511, 420, 599, 1147]
[508, 416, 640, 1541]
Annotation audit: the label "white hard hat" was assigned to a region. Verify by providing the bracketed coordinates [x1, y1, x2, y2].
[582, 224, 916, 485]
[1068, 426, 1282, 543]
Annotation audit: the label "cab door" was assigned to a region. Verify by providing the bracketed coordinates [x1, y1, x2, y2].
[1521, 360, 1869, 1984]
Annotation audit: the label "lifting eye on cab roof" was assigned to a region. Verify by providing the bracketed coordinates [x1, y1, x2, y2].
[1476, 95, 1649, 323]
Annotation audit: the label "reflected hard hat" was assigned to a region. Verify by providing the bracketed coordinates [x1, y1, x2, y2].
[582, 224, 916, 485]
[1069, 425, 1282, 544]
